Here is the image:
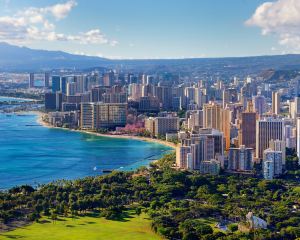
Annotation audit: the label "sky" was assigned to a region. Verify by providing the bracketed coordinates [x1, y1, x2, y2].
[0, 0, 298, 59]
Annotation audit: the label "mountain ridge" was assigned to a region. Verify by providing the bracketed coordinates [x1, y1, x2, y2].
[1, 42, 300, 72]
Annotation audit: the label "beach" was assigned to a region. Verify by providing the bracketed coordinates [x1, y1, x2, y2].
[37, 113, 177, 150]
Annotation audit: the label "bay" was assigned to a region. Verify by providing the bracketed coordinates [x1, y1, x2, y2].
[0, 113, 172, 189]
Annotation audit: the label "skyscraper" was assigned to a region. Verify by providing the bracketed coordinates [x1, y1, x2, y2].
[238, 101, 257, 149]
[44, 72, 50, 88]
[272, 91, 280, 115]
[263, 149, 283, 180]
[269, 139, 286, 166]
[145, 116, 179, 137]
[221, 108, 231, 150]
[253, 95, 266, 115]
[60, 76, 67, 94]
[256, 117, 284, 159]
[66, 82, 76, 96]
[80, 102, 127, 130]
[52, 76, 61, 93]
[295, 97, 300, 119]
[297, 118, 300, 164]
[222, 88, 238, 108]
[228, 145, 254, 171]
[203, 102, 222, 130]
[29, 73, 34, 88]
[103, 72, 114, 86]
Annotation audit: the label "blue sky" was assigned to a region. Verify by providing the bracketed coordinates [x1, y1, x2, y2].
[0, 0, 296, 59]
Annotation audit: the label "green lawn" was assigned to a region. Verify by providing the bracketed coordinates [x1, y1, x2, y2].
[0, 212, 162, 240]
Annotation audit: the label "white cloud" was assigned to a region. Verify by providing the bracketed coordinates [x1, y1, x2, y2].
[0, 0, 118, 46]
[46, 0, 77, 20]
[246, 0, 300, 52]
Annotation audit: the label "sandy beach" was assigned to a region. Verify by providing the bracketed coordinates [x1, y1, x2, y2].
[37, 113, 177, 150]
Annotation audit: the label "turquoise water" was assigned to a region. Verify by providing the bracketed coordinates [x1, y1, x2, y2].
[0, 113, 172, 189]
[0, 96, 32, 102]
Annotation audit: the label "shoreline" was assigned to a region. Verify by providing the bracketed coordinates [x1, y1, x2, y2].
[36, 113, 177, 150]
[0, 95, 39, 102]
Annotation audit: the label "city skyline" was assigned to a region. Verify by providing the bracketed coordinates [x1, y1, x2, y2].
[0, 0, 299, 59]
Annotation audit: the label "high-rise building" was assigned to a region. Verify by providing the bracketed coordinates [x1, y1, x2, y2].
[223, 88, 238, 108]
[66, 82, 76, 96]
[256, 117, 284, 159]
[176, 146, 191, 169]
[295, 97, 300, 119]
[185, 87, 196, 106]
[103, 72, 114, 86]
[203, 102, 222, 130]
[142, 84, 154, 97]
[272, 91, 280, 115]
[52, 76, 61, 93]
[94, 103, 127, 129]
[145, 116, 179, 137]
[253, 95, 266, 116]
[198, 128, 224, 157]
[221, 108, 231, 150]
[60, 76, 67, 94]
[55, 92, 63, 111]
[228, 145, 254, 171]
[80, 102, 94, 130]
[29, 73, 34, 88]
[297, 118, 300, 164]
[44, 93, 56, 110]
[269, 139, 286, 166]
[199, 159, 220, 175]
[177, 134, 214, 170]
[187, 110, 203, 131]
[44, 72, 50, 88]
[138, 96, 160, 112]
[195, 87, 204, 109]
[238, 101, 257, 149]
[74, 75, 84, 93]
[289, 100, 296, 119]
[155, 86, 172, 110]
[263, 149, 283, 180]
[102, 92, 128, 103]
[80, 102, 127, 130]
[129, 83, 142, 101]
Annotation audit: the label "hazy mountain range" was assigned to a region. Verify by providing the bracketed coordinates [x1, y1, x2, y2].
[1, 42, 300, 73]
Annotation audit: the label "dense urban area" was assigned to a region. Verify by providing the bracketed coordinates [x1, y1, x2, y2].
[1, 64, 300, 239]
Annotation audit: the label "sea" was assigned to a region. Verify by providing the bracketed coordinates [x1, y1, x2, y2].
[0, 97, 172, 189]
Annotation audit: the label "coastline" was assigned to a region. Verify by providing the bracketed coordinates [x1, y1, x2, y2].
[0, 95, 39, 102]
[36, 113, 177, 150]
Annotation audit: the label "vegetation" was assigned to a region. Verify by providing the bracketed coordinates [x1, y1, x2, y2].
[0, 211, 160, 240]
[1, 153, 300, 239]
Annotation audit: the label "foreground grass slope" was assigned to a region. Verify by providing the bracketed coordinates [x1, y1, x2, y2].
[0, 212, 161, 240]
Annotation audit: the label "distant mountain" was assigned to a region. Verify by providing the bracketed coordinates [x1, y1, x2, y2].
[0, 42, 110, 71]
[1, 42, 300, 74]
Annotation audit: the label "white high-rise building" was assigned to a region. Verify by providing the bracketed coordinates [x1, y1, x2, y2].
[66, 82, 76, 96]
[297, 118, 300, 164]
[256, 117, 284, 159]
[263, 149, 283, 180]
[269, 139, 286, 166]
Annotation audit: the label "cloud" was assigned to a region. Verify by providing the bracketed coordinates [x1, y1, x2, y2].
[46, 0, 77, 19]
[246, 0, 300, 52]
[0, 1, 118, 46]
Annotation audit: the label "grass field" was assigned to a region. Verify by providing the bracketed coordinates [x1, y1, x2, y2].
[0, 212, 162, 240]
